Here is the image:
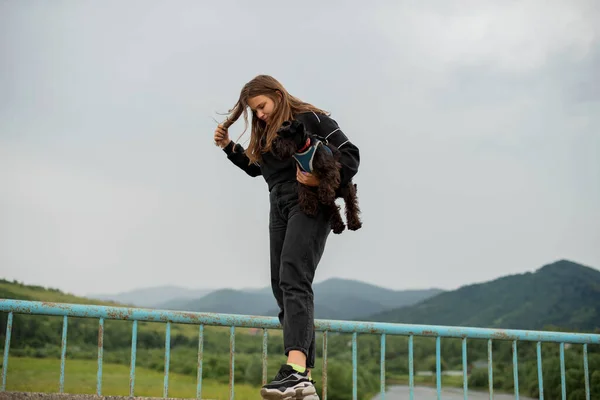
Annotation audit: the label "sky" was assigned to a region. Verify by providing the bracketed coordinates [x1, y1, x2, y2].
[1, 0, 599, 297]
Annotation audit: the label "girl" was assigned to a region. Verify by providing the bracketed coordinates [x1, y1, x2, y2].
[213, 75, 360, 400]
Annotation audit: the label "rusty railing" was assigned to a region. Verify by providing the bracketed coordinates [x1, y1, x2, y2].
[1, 299, 599, 399]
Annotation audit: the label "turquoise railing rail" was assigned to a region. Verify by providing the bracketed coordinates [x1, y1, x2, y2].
[1, 299, 599, 399]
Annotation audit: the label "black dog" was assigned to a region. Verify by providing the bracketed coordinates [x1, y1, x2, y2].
[271, 120, 362, 234]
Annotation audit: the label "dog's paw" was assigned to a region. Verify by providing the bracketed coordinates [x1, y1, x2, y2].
[331, 220, 346, 234]
[347, 219, 362, 231]
[329, 203, 346, 234]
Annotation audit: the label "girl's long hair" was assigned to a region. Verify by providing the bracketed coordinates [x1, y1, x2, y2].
[222, 75, 328, 164]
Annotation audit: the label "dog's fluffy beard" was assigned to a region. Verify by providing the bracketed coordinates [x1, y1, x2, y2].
[271, 120, 306, 160]
[271, 138, 298, 160]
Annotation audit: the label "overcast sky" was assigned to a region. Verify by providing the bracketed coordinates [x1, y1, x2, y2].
[1, 0, 599, 297]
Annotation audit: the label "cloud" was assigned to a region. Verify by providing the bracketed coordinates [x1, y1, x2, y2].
[373, 0, 599, 73]
[0, 0, 598, 296]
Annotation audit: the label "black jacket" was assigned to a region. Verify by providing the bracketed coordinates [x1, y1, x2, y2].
[222, 111, 360, 191]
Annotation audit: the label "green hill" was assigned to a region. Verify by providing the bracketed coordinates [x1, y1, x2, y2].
[0, 278, 240, 341]
[157, 278, 443, 320]
[0, 279, 125, 306]
[367, 259, 600, 332]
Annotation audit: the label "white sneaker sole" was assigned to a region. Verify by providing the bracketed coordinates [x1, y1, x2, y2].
[295, 383, 319, 400]
[260, 382, 318, 400]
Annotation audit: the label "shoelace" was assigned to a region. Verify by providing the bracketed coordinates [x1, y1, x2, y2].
[272, 365, 294, 381]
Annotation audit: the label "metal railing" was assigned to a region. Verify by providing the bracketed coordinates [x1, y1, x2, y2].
[1, 299, 599, 399]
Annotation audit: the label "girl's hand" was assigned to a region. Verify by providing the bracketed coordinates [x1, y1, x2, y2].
[296, 165, 320, 187]
[214, 124, 231, 148]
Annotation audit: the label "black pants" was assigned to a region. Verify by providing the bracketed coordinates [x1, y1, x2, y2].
[269, 181, 331, 369]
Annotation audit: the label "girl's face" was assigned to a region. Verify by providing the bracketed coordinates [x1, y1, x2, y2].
[248, 94, 277, 124]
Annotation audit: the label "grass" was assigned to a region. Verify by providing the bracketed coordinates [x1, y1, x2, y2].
[3, 357, 260, 399]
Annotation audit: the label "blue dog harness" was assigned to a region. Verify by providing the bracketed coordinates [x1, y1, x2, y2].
[293, 137, 332, 173]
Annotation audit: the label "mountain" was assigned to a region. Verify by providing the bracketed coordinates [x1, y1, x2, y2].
[157, 278, 444, 320]
[164, 288, 278, 315]
[312, 278, 443, 319]
[314, 278, 443, 310]
[367, 259, 600, 332]
[88, 285, 213, 308]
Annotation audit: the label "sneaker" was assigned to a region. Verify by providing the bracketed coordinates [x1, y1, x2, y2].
[260, 364, 319, 400]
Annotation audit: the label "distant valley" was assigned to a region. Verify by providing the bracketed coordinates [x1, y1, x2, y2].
[89, 278, 444, 320]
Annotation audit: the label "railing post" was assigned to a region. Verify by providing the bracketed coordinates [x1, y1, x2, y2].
[1, 312, 13, 392]
[352, 332, 357, 400]
[229, 326, 235, 400]
[380, 333, 385, 400]
[408, 335, 414, 400]
[537, 341, 544, 400]
[488, 339, 493, 400]
[164, 321, 171, 398]
[97, 318, 104, 396]
[583, 344, 590, 400]
[436, 336, 441, 400]
[408, 335, 415, 400]
[512, 340, 519, 400]
[559, 342, 566, 400]
[197, 324, 204, 400]
[261, 328, 268, 386]
[59, 315, 68, 393]
[322, 330, 328, 400]
[462, 338, 468, 400]
[129, 320, 138, 397]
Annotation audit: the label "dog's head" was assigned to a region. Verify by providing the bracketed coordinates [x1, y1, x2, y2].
[271, 119, 308, 159]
